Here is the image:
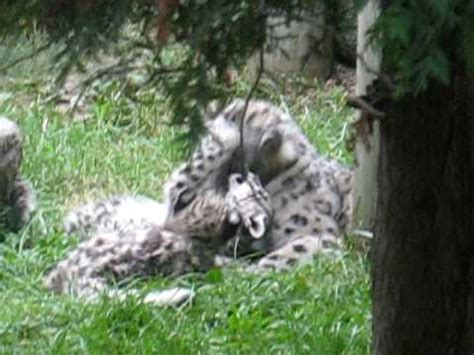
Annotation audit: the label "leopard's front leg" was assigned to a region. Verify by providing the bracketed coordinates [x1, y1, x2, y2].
[163, 119, 241, 218]
[256, 233, 342, 272]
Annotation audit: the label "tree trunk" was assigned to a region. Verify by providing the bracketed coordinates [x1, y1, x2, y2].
[352, 0, 381, 231]
[372, 69, 474, 353]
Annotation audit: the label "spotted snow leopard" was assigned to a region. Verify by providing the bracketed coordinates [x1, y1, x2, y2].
[0, 117, 36, 233]
[165, 99, 353, 271]
[45, 172, 272, 304]
[51, 97, 352, 297]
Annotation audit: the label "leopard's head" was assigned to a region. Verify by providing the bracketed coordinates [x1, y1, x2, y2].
[0, 117, 23, 176]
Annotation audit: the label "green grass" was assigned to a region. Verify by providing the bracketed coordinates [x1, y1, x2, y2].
[0, 38, 369, 354]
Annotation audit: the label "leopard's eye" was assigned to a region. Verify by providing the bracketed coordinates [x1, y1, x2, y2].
[173, 189, 196, 214]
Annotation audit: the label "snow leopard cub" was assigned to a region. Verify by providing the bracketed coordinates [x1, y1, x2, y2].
[165, 99, 353, 271]
[0, 117, 36, 233]
[45, 172, 272, 304]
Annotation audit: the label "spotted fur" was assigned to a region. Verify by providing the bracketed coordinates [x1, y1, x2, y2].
[63, 195, 168, 239]
[45, 172, 272, 303]
[0, 117, 36, 233]
[165, 99, 353, 271]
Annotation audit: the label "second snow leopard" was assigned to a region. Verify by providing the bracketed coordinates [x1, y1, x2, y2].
[165, 99, 353, 271]
[0, 117, 36, 233]
[45, 172, 272, 303]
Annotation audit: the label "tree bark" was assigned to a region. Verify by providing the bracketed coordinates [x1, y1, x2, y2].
[352, 0, 381, 231]
[373, 70, 474, 353]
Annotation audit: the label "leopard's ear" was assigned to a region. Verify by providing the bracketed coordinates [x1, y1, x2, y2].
[0, 116, 23, 169]
[259, 128, 282, 154]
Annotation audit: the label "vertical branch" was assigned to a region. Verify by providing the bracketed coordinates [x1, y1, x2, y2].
[352, 0, 382, 231]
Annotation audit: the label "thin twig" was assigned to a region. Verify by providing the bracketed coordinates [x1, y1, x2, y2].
[346, 95, 385, 118]
[0, 41, 55, 73]
[238, 0, 266, 177]
[69, 60, 136, 113]
[141, 65, 186, 87]
[238, 48, 264, 176]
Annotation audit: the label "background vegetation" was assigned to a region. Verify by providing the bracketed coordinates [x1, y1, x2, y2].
[0, 0, 357, 144]
[0, 35, 369, 353]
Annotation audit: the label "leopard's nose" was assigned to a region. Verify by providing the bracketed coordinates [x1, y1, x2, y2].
[229, 173, 244, 185]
